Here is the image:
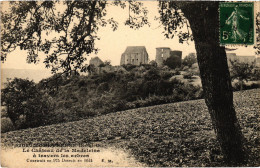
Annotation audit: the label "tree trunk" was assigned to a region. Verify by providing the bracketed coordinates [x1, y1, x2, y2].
[181, 2, 246, 163]
[7, 105, 17, 129]
[240, 80, 244, 91]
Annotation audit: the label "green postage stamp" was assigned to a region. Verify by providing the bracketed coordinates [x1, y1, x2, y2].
[220, 2, 254, 45]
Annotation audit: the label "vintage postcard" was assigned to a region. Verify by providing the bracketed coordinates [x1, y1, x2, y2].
[1, 1, 259, 167]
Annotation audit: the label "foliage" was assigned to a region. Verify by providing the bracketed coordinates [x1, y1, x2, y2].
[232, 81, 260, 91]
[1, 1, 148, 73]
[190, 63, 200, 76]
[1, 66, 205, 131]
[251, 67, 260, 81]
[1, 89, 259, 167]
[1, 78, 50, 129]
[163, 55, 181, 69]
[160, 71, 175, 80]
[229, 60, 256, 90]
[182, 53, 197, 68]
[157, 2, 193, 43]
[103, 60, 112, 66]
[98, 60, 111, 68]
[122, 64, 137, 71]
[183, 72, 193, 79]
[1, 117, 15, 133]
[149, 60, 158, 67]
[87, 64, 97, 75]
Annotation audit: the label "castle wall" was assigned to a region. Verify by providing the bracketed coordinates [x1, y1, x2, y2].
[89, 57, 104, 67]
[120, 47, 149, 65]
[156, 48, 171, 67]
[120, 54, 125, 65]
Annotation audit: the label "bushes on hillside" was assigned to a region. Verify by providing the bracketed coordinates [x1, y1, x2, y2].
[2, 66, 204, 132]
[1, 78, 51, 130]
[182, 53, 197, 68]
[163, 55, 182, 69]
[4, 59, 259, 133]
[126, 84, 202, 109]
[183, 72, 193, 79]
[229, 60, 258, 90]
[232, 81, 260, 91]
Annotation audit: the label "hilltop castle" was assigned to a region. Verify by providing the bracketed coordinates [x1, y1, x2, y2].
[120, 46, 149, 65]
[155, 47, 182, 67]
[89, 57, 104, 67]
[120, 46, 182, 67]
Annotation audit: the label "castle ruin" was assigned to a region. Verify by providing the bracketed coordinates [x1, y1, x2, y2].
[120, 46, 149, 65]
[89, 57, 104, 67]
[155, 47, 182, 67]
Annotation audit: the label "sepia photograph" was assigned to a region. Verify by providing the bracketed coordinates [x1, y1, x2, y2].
[1, 1, 259, 167]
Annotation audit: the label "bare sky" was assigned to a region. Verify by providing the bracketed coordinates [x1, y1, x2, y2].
[1, 1, 258, 70]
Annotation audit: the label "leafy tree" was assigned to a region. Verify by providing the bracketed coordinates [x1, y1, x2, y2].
[143, 68, 161, 81]
[1, 1, 248, 163]
[122, 64, 137, 71]
[87, 64, 97, 75]
[1, 78, 48, 128]
[163, 55, 181, 69]
[159, 2, 246, 163]
[1, 1, 148, 73]
[182, 53, 197, 68]
[149, 60, 158, 67]
[229, 60, 255, 90]
[38, 73, 64, 95]
[104, 60, 111, 66]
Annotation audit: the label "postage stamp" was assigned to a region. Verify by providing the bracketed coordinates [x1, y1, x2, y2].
[219, 2, 254, 45]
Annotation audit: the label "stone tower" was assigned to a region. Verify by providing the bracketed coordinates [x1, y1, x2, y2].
[155, 47, 171, 67]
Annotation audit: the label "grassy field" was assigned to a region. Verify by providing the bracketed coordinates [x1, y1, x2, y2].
[1, 89, 259, 166]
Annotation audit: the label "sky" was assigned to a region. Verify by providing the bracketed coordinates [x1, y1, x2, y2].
[1, 1, 258, 70]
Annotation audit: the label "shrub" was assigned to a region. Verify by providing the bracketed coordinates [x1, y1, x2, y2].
[232, 81, 260, 91]
[182, 66, 189, 71]
[1, 78, 50, 129]
[2, 66, 205, 132]
[175, 71, 181, 75]
[163, 55, 182, 69]
[251, 68, 260, 81]
[161, 71, 175, 80]
[1, 117, 15, 133]
[182, 53, 197, 68]
[144, 68, 161, 81]
[122, 64, 137, 71]
[96, 82, 109, 93]
[183, 72, 193, 79]
[229, 60, 255, 90]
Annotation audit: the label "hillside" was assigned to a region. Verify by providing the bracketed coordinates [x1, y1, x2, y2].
[1, 89, 259, 167]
